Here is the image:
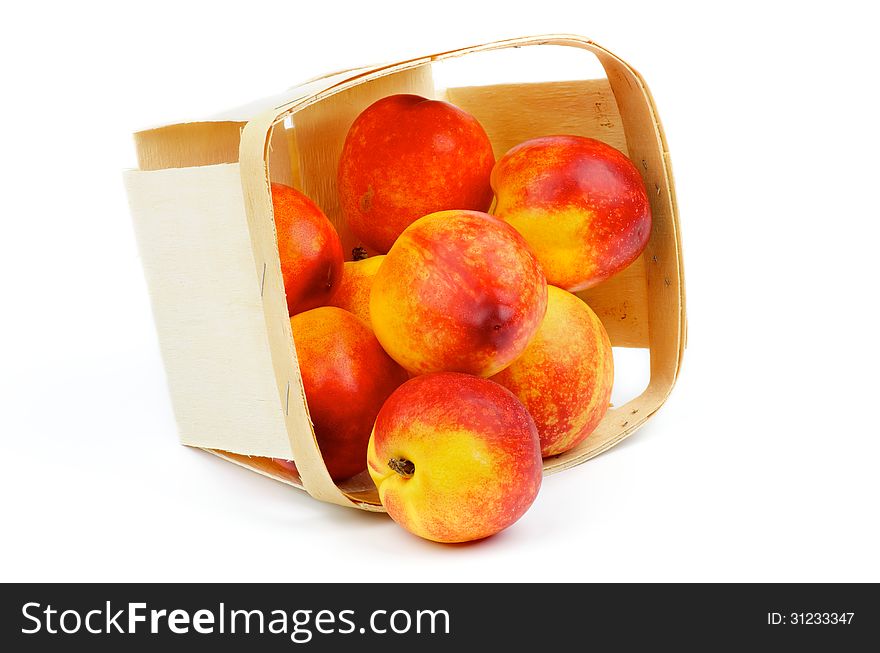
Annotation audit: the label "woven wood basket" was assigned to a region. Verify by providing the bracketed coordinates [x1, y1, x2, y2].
[123, 34, 686, 511]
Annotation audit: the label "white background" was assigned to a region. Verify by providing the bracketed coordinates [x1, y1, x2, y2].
[1, 1, 878, 582]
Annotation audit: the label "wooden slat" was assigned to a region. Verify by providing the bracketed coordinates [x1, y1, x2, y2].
[134, 121, 244, 171]
[578, 254, 649, 348]
[124, 163, 293, 459]
[445, 79, 627, 158]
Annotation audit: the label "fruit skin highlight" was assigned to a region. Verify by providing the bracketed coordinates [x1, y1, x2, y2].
[338, 94, 495, 253]
[290, 306, 408, 481]
[326, 255, 385, 329]
[491, 135, 651, 292]
[491, 286, 614, 457]
[271, 182, 344, 315]
[368, 373, 543, 543]
[370, 210, 548, 377]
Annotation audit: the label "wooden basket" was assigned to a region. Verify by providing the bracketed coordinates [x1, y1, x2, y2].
[123, 34, 685, 511]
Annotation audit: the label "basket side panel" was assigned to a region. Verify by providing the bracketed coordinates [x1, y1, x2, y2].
[236, 66, 437, 509]
[134, 122, 245, 171]
[444, 79, 628, 159]
[124, 163, 292, 458]
[602, 62, 683, 391]
[239, 117, 360, 508]
[530, 40, 684, 473]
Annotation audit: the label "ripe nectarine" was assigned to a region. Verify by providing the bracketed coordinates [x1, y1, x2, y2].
[368, 373, 542, 543]
[338, 94, 495, 253]
[271, 182, 344, 315]
[326, 254, 385, 329]
[492, 286, 614, 457]
[290, 307, 408, 481]
[492, 135, 651, 291]
[370, 210, 548, 377]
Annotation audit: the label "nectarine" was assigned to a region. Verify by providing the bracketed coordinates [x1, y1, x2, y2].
[370, 210, 548, 377]
[368, 373, 542, 543]
[290, 307, 408, 481]
[492, 135, 651, 291]
[326, 254, 385, 329]
[491, 286, 614, 457]
[271, 182, 344, 315]
[338, 94, 495, 253]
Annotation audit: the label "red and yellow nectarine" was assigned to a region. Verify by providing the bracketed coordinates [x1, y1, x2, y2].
[370, 210, 548, 377]
[326, 254, 385, 329]
[368, 373, 542, 543]
[492, 135, 651, 291]
[491, 286, 614, 457]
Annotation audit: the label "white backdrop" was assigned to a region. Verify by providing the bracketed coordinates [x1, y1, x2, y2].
[1, 0, 878, 582]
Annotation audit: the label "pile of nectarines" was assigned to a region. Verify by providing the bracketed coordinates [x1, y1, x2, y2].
[272, 94, 650, 543]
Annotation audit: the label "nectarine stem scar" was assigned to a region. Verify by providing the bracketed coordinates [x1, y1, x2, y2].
[389, 457, 415, 479]
[352, 246, 368, 261]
